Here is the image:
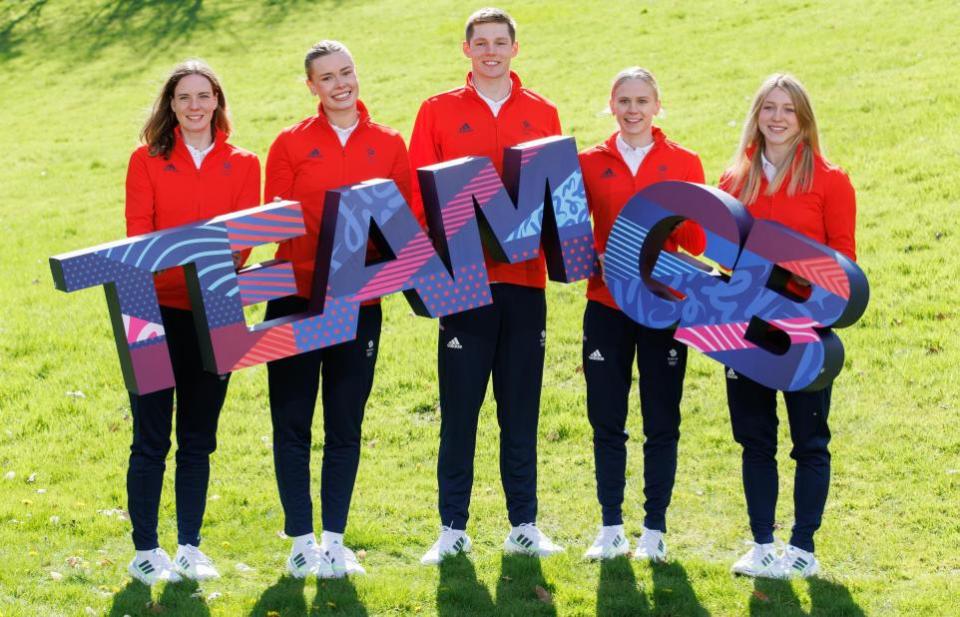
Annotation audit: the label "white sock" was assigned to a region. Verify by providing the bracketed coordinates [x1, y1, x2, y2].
[321, 530, 344, 546]
[292, 532, 317, 553]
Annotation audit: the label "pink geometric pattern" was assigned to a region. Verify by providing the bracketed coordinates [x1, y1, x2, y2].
[123, 314, 164, 344]
[779, 256, 850, 299]
[675, 317, 822, 353]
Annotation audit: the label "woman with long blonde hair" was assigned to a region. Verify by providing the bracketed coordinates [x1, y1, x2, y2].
[720, 73, 856, 579]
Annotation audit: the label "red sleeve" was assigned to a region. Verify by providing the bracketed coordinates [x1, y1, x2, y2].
[264, 133, 294, 203]
[390, 135, 415, 208]
[125, 149, 156, 237]
[824, 169, 857, 262]
[233, 154, 261, 267]
[550, 105, 562, 136]
[407, 101, 440, 227]
[666, 154, 707, 255]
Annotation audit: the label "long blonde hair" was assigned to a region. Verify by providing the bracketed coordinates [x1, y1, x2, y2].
[725, 73, 820, 205]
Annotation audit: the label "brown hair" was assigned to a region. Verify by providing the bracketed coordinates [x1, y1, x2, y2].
[465, 7, 516, 42]
[724, 73, 821, 205]
[140, 60, 230, 159]
[304, 40, 352, 78]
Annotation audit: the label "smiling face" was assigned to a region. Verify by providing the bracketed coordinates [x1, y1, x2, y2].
[610, 78, 661, 143]
[171, 74, 218, 136]
[305, 51, 359, 113]
[757, 86, 801, 148]
[462, 22, 518, 81]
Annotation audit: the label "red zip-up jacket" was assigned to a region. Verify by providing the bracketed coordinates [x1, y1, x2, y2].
[408, 71, 562, 289]
[265, 100, 415, 300]
[125, 127, 261, 310]
[580, 128, 706, 310]
[719, 145, 857, 261]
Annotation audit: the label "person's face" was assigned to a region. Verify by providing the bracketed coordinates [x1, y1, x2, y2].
[306, 51, 359, 112]
[462, 22, 518, 80]
[172, 74, 218, 135]
[758, 87, 801, 147]
[610, 78, 661, 139]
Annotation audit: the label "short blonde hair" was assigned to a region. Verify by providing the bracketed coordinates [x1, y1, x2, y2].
[610, 66, 660, 101]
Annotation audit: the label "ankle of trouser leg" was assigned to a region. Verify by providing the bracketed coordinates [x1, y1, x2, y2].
[643, 514, 667, 533]
[789, 534, 815, 553]
[601, 505, 623, 527]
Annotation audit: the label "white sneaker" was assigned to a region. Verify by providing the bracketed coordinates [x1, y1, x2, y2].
[174, 544, 220, 581]
[633, 527, 667, 562]
[128, 548, 182, 585]
[584, 525, 630, 560]
[323, 540, 366, 577]
[287, 541, 335, 579]
[421, 526, 472, 565]
[772, 544, 820, 579]
[731, 541, 780, 577]
[503, 523, 564, 557]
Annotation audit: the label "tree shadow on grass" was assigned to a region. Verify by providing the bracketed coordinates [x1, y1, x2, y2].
[750, 577, 865, 616]
[0, 0, 47, 61]
[249, 575, 307, 617]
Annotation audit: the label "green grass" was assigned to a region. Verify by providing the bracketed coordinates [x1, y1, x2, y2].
[2, 0, 959, 615]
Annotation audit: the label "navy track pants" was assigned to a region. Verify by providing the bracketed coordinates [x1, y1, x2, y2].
[726, 369, 832, 552]
[436, 283, 546, 530]
[127, 306, 229, 551]
[265, 296, 381, 536]
[582, 300, 687, 532]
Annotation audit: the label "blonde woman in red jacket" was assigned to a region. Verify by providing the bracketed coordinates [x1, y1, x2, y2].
[124, 60, 260, 585]
[579, 67, 706, 561]
[263, 40, 415, 580]
[720, 73, 856, 579]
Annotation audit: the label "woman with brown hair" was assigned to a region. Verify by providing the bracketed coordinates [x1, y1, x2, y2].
[124, 59, 260, 585]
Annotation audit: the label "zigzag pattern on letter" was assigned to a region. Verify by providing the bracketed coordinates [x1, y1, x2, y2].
[778, 256, 850, 299]
[446, 165, 506, 237]
[225, 204, 306, 250]
[676, 317, 822, 353]
[350, 232, 439, 301]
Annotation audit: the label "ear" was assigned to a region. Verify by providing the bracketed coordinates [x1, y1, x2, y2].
[461, 40, 472, 58]
[305, 77, 317, 97]
[510, 40, 519, 58]
[654, 98, 662, 116]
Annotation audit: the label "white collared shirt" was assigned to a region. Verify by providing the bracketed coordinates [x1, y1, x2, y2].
[332, 119, 359, 147]
[186, 141, 215, 169]
[761, 152, 777, 182]
[473, 80, 512, 117]
[616, 133, 654, 176]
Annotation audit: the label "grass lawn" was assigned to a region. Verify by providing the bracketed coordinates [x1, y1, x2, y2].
[1, 0, 959, 615]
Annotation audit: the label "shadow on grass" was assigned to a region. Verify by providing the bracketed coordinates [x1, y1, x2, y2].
[108, 579, 152, 617]
[750, 577, 865, 616]
[597, 558, 709, 616]
[249, 575, 307, 617]
[311, 577, 369, 616]
[108, 578, 212, 616]
[436, 553, 557, 616]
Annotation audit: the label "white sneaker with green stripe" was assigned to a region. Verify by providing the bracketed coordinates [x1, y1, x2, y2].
[174, 544, 220, 581]
[503, 523, 564, 557]
[584, 524, 630, 559]
[731, 541, 780, 577]
[287, 540, 335, 579]
[771, 544, 820, 578]
[633, 527, 667, 562]
[421, 526, 472, 565]
[127, 547, 182, 586]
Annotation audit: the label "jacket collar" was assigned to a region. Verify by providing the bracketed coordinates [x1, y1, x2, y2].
[598, 126, 666, 158]
[172, 125, 227, 163]
[464, 71, 523, 105]
[315, 99, 371, 134]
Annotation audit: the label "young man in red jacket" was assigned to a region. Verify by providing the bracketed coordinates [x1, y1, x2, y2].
[409, 7, 564, 565]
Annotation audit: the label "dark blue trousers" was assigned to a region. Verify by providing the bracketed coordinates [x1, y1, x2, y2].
[437, 283, 546, 529]
[266, 297, 381, 536]
[726, 369, 832, 552]
[582, 300, 687, 531]
[127, 306, 229, 551]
